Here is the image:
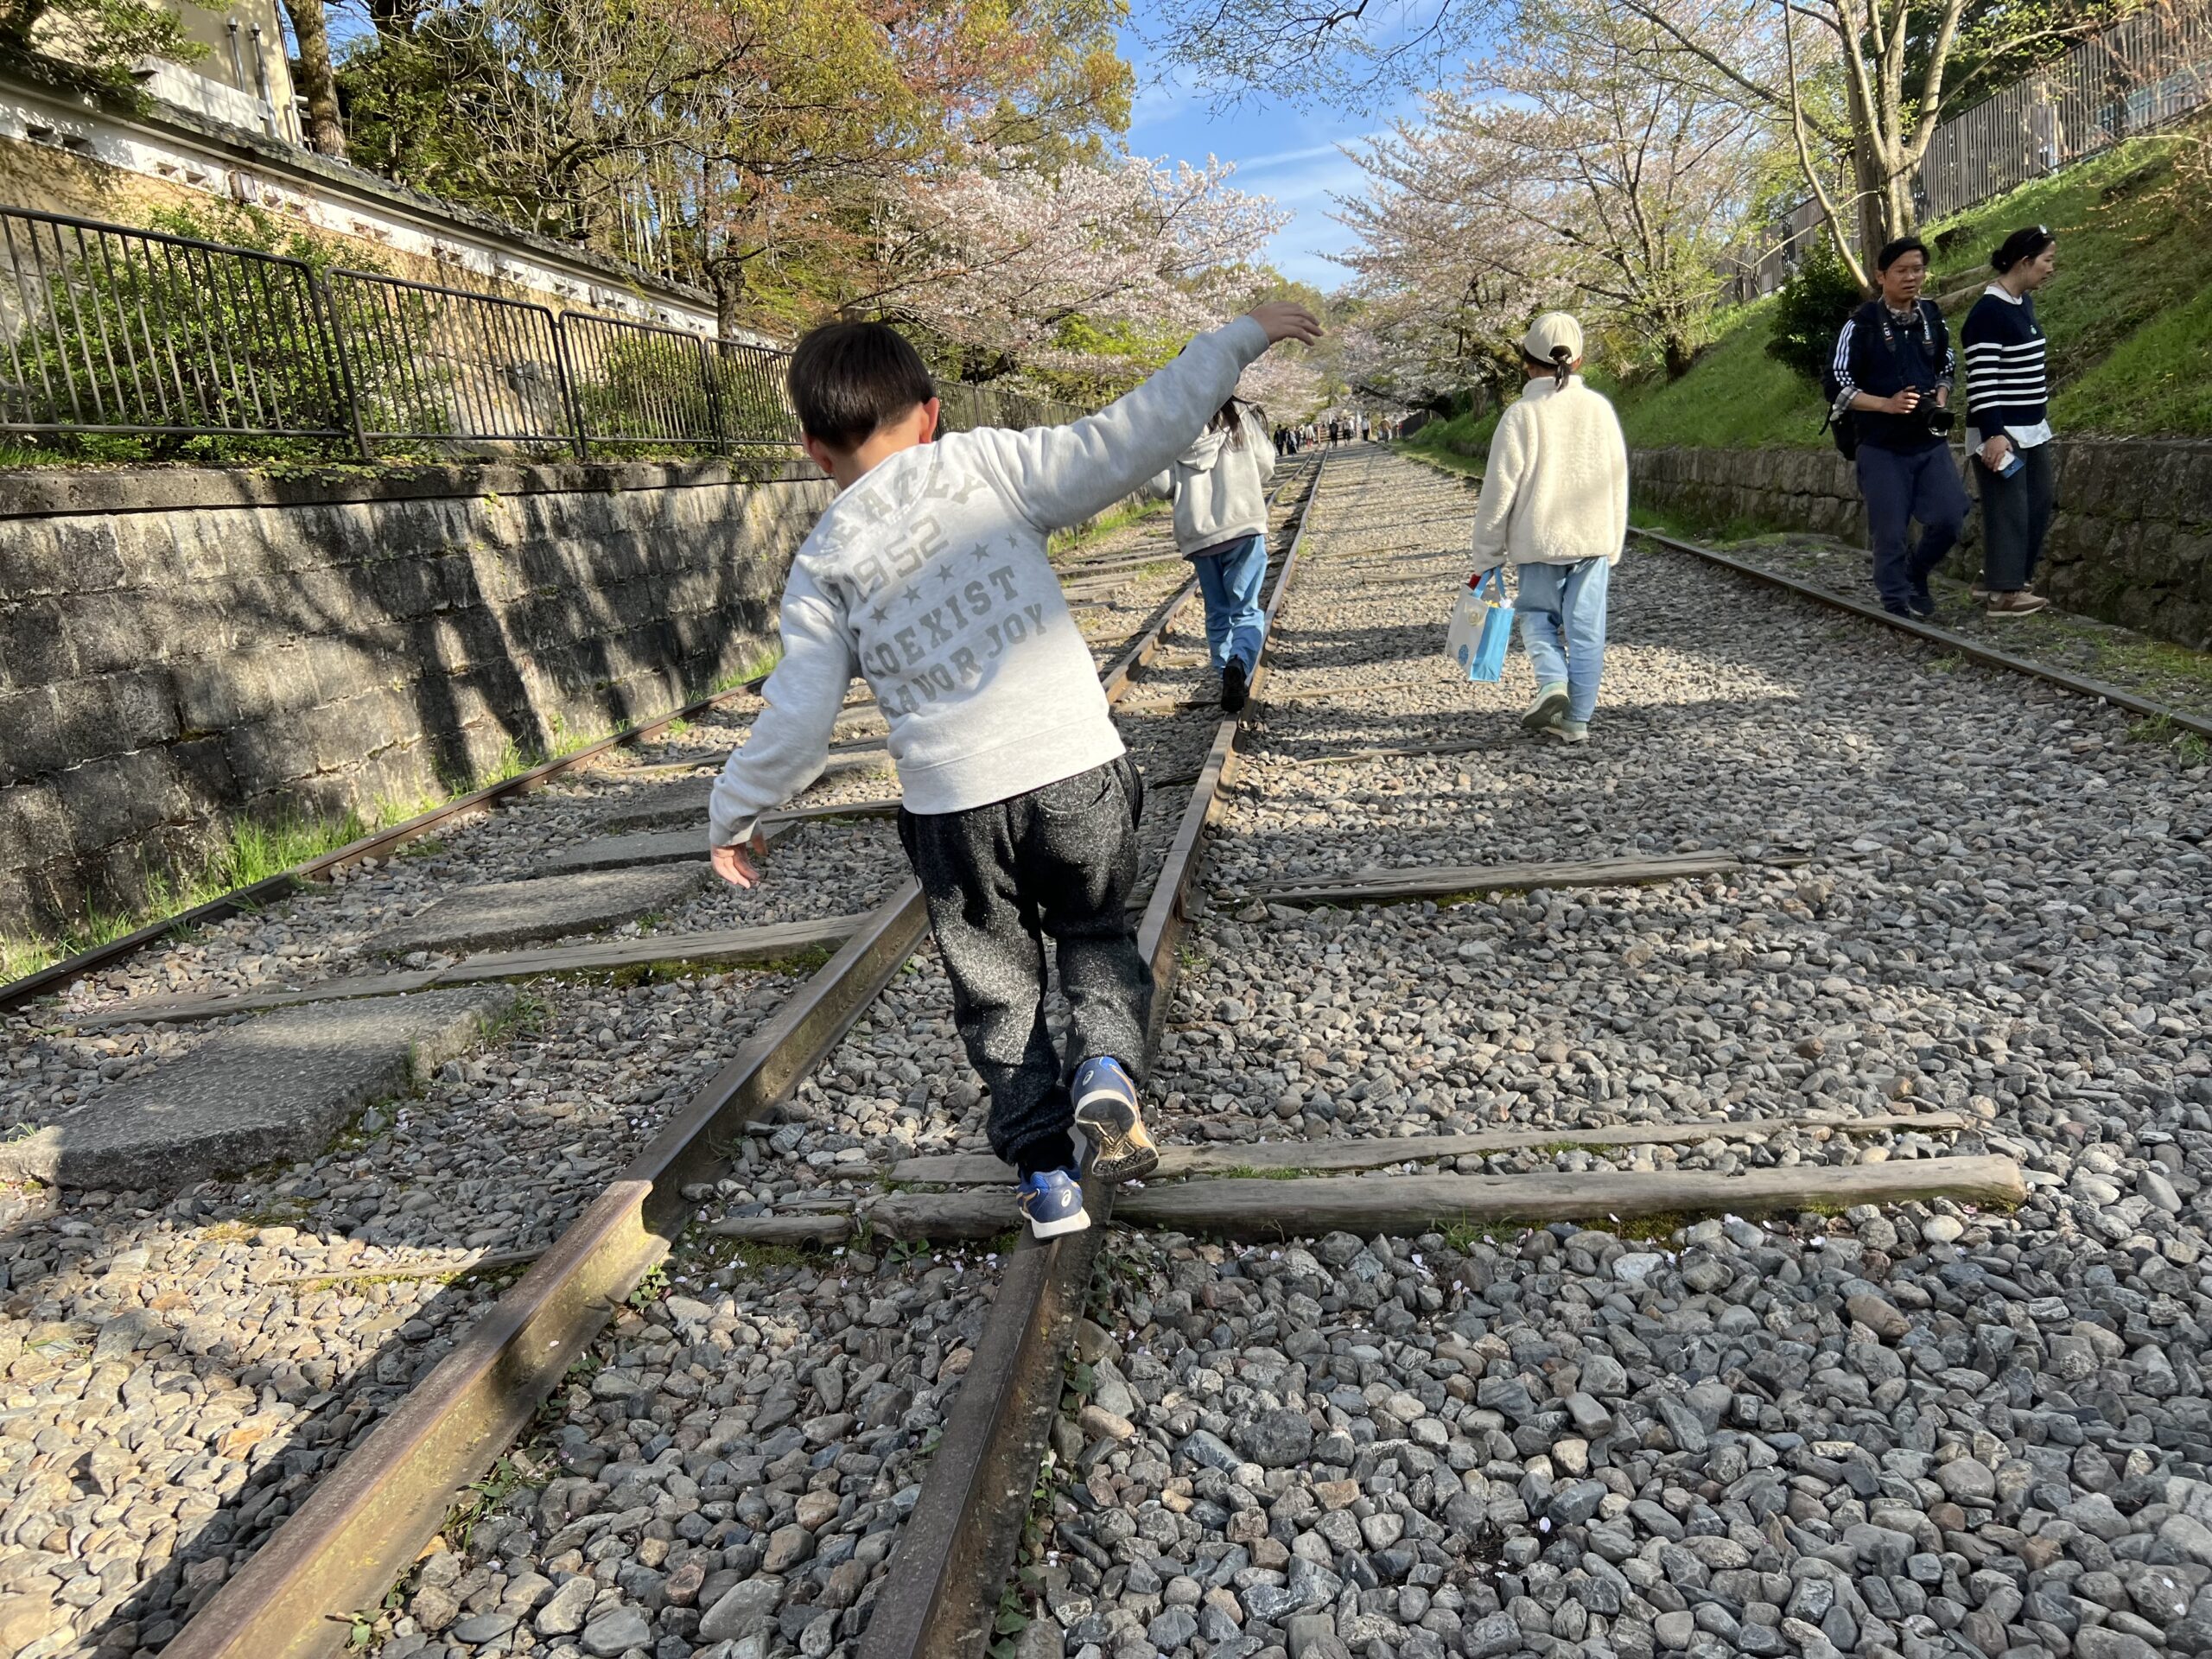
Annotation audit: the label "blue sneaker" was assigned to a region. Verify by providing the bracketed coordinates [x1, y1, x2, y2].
[1071, 1057, 1158, 1183]
[1015, 1167, 1090, 1239]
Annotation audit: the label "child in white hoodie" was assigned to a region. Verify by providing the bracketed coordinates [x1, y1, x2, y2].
[1469, 313, 1630, 745]
[708, 303, 1322, 1239]
[1151, 396, 1275, 711]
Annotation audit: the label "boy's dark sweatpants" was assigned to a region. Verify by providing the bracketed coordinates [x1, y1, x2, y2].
[896, 757, 1152, 1168]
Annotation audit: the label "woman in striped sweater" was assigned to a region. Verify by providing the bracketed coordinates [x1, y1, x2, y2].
[1962, 226, 2059, 617]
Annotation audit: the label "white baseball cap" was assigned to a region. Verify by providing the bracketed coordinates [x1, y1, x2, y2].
[1522, 312, 1584, 366]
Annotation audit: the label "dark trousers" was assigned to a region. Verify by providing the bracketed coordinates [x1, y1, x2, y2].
[1973, 442, 2054, 592]
[1856, 442, 1968, 610]
[896, 758, 1151, 1166]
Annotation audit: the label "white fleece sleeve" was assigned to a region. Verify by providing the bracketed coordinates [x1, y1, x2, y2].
[966, 318, 1270, 531]
[707, 560, 858, 849]
[1604, 398, 1630, 559]
[1249, 409, 1276, 485]
[1470, 404, 1530, 568]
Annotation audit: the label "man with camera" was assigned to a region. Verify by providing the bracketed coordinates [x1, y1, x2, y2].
[1829, 235, 1967, 620]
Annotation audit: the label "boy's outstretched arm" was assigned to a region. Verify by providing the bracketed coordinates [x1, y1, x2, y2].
[707, 562, 858, 888]
[972, 302, 1321, 532]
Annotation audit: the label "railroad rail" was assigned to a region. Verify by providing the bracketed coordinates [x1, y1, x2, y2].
[130, 461, 1320, 1659]
[855, 461, 1321, 1659]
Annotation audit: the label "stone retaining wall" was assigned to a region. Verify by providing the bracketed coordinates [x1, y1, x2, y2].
[1630, 439, 2212, 650]
[0, 460, 835, 934]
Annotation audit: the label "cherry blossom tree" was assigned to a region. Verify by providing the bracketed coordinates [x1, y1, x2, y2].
[1336, 0, 1776, 378]
[864, 150, 1288, 389]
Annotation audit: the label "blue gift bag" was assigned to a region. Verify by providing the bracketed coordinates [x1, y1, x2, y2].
[1445, 568, 1513, 683]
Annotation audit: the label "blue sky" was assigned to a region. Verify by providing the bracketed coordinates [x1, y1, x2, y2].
[1119, 26, 1389, 292]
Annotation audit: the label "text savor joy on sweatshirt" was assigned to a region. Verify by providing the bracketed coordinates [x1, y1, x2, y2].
[708, 315, 1272, 847]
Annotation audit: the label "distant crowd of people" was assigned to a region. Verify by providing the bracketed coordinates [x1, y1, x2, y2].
[1273, 411, 1402, 454]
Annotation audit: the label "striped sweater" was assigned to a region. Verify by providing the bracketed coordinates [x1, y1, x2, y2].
[1961, 285, 2050, 438]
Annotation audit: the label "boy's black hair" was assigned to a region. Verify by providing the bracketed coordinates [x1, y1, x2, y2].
[1875, 235, 1929, 273]
[786, 321, 937, 450]
[1992, 224, 2055, 274]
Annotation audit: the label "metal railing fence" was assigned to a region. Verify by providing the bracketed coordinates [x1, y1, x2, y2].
[0, 203, 1087, 462]
[1726, 0, 2212, 297]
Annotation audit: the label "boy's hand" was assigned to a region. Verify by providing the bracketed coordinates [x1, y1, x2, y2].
[1249, 302, 1323, 346]
[711, 830, 771, 889]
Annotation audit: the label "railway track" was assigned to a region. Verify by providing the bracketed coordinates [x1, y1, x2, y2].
[452, 446, 2196, 1659]
[0, 467, 1313, 1659]
[10, 445, 2211, 1659]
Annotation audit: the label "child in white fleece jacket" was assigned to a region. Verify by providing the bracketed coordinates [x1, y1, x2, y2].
[709, 303, 1322, 1240]
[1469, 311, 1629, 745]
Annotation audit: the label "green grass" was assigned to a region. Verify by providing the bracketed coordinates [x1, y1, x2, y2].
[1610, 296, 1821, 451]
[1051, 496, 1168, 556]
[0, 809, 364, 985]
[1403, 407, 1502, 467]
[1602, 125, 2212, 447]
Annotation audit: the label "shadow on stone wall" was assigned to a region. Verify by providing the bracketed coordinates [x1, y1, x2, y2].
[0, 459, 833, 936]
[1630, 440, 2212, 653]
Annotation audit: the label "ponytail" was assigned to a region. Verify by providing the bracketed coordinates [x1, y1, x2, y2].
[1550, 345, 1572, 388]
[1992, 224, 2055, 274]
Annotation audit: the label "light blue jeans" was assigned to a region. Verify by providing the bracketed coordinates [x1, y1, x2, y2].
[1514, 556, 1611, 722]
[1190, 534, 1268, 673]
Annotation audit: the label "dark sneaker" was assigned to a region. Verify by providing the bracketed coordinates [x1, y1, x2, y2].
[1015, 1167, 1090, 1239]
[1220, 658, 1249, 714]
[1071, 1057, 1157, 1183]
[1905, 582, 1936, 620]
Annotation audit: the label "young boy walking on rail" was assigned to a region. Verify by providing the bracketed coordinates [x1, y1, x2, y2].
[706, 302, 1323, 1240]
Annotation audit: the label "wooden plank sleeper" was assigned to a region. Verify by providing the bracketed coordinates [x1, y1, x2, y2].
[888, 1109, 1972, 1186]
[856, 1155, 2025, 1243]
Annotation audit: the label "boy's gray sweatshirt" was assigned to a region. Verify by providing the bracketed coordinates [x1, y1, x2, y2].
[709, 316, 1271, 847]
[1148, 404, 1274, 556]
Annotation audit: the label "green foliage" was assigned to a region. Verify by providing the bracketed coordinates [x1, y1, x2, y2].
[1765, 240, 1866, 386]
[1404, 405, 1502, 462]
[1615, 126, 2212, 448]
[1, 0, 206, 88]
[1613, 295, 1851, 450]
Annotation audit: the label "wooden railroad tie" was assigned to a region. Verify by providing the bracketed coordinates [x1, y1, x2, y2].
[713, 1152, 2023, 1246]
[84, 914, 868, 1027]
[887, 1109, 1969, 1186]
[1236, 851, 1771, 907]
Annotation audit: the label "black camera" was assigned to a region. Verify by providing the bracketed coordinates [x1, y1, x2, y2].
[1923, 404, 1955, 437]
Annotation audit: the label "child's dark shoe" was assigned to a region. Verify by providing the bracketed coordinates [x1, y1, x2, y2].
[1015, 1166, 1090, 1239]
[1071, 1057, 1157, 1182]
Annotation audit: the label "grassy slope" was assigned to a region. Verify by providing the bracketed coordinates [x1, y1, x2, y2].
[1610, 130, 2212, 448]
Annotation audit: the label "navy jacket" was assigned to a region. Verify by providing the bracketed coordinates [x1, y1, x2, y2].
[1831, 299, 1955, 453]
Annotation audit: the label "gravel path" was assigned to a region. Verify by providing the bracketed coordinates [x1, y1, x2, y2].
[1034, 448, 2212, 1659]
[1612, 520, 2212, 739]
[0, 507, 1206, 1659]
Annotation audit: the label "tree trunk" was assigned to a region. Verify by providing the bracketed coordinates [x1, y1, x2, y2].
[278, 0, 346, 158]
[710, 262, 748, 340]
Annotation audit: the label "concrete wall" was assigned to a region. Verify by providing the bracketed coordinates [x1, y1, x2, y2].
[0, 460, 834, 933]
[1630, 439, 2212, 651]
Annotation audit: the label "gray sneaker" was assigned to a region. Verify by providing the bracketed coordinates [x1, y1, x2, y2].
[1543, 719, 1590, 745]
[1522, 681, 1570, 733]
